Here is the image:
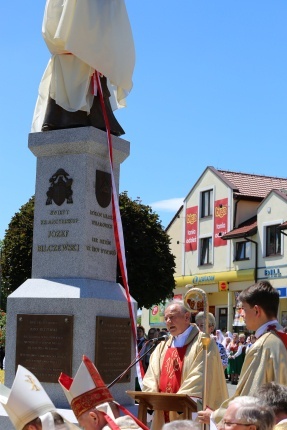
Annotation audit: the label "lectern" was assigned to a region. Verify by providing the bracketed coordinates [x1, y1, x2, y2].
[126, 391, 198, 425]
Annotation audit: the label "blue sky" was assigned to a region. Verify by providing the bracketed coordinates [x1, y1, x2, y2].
[1, 1, 287, 239]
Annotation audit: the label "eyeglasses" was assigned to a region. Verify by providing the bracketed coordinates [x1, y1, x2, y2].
[222, 421, 250, 427]
[198, 324, 214, 328]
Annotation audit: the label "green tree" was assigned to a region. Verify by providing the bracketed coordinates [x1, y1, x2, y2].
[1, 193, 175, 310]
[118, 192, 175, 308]
[1, 197, 34, 308]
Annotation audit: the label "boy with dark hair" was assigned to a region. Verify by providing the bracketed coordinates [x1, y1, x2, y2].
[198, 280, 287, 424]
[239, 281, 279, 319]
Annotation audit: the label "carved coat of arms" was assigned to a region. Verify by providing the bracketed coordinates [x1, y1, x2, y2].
[46, 169, 73, 206]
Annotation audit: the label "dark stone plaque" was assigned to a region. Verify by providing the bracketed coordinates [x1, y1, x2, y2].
[16, 314, 73, 383]
[95, 316, 131, 384]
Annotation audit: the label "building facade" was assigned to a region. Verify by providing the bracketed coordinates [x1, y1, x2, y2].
[142, 166, 287, 332]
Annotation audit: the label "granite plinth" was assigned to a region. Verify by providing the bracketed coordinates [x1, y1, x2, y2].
[6, 278, 136, 408]
[29, 127, 130, 281]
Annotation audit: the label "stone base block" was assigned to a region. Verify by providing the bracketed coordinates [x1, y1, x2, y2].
[5, 278, 137, 408]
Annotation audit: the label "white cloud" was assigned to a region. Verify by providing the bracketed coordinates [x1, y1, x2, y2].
[150, 198, 184, 212]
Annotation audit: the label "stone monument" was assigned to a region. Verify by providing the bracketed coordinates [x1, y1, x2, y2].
[1, 127, 137, 430]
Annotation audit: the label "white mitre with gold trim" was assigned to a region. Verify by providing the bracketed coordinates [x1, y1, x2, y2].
[0, 365, 78, 430]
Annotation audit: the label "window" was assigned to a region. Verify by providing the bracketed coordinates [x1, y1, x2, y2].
[200, 237, 212, 265]
[266, 224, 281, 256]
[235, 242, 250, 261]
[201, 190, 213, 218]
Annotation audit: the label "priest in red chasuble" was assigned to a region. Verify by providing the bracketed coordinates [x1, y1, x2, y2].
[142, 301, 228, 429]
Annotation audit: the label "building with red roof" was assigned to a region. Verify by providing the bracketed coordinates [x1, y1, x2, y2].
[158, 166, 287, 332]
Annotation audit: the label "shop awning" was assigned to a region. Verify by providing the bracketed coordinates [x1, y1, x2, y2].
[175, 269, 255, 289]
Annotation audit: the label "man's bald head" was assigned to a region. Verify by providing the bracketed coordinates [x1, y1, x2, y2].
[164, 301, 191, 336]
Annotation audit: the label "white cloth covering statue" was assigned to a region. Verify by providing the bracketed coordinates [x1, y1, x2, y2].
[32, 0, 135, 135]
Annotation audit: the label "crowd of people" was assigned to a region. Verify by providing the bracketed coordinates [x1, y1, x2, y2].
[137, 280, 287, 429]
[137, 309, 258, 388]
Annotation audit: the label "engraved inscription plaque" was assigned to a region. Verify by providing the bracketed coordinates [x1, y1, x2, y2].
[95, 317, 131, 384]
[16, 314, 73, 383]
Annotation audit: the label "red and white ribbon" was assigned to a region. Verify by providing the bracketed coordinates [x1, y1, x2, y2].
[94, 71, 143, 389]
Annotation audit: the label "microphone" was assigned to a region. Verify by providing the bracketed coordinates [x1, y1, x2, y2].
[150, 334, 169, 344]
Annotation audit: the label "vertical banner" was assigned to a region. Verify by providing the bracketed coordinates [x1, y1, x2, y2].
[214, 198, 228, 247]
[185, 206, 198, 252]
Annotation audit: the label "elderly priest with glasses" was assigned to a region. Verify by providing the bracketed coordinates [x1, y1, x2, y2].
[142, 300, 228, 430]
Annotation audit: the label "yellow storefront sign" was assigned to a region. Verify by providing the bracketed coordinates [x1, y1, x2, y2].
[175, 269, 254, 289]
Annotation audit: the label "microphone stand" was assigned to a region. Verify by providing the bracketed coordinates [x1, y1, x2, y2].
[107, 339, 162, 389]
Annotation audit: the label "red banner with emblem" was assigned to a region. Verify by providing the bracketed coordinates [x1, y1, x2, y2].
[185, 206, 198, 252]
[214, 198, 228, 247]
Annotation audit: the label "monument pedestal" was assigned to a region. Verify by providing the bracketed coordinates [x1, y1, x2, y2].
[30, 126, 128, 281]
[4, 128, 137, 428]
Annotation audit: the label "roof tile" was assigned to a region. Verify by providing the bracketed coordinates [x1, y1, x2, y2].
[217, 170, 287, 198]
[222, 216, 257, 239]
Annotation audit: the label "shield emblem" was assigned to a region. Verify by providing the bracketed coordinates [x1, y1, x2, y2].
[52, 177, 67, 206]
[95, 170, 112, 208]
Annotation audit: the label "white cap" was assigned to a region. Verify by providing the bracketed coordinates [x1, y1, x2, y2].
[0, 365, 79, 430]
[0, 365, 56, 430]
